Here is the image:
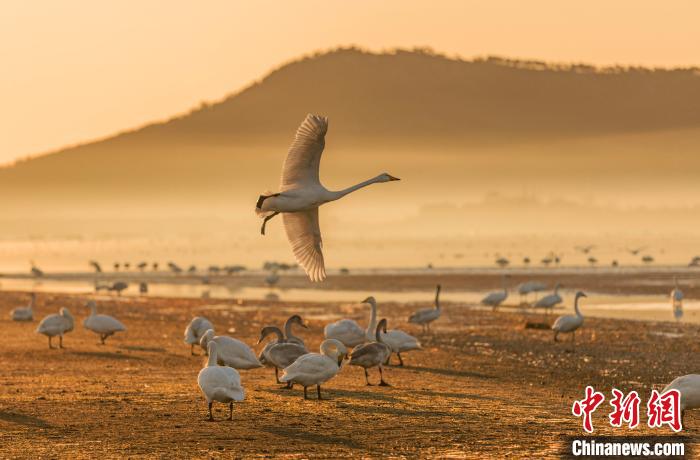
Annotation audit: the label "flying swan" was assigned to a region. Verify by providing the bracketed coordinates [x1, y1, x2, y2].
[256, 114, 400, 281]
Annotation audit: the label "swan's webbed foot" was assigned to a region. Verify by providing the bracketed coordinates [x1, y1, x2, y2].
[379, 380, 391, 387]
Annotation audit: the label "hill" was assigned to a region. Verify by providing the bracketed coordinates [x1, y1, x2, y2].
[2, 48, 700, 212]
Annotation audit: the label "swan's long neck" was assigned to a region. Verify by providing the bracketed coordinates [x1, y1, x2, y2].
[284, 321, 297, 342]
[435, 286, 441, 310]
[366, 301, 378, 340]
[207, 347, 217, 367]
[574, 296, 583, 317]
[375, 323, 385, 342]
[329, 176, 385, 201]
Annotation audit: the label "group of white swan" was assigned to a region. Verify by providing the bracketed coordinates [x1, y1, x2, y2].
[190, 291, 439, 419]
[11, 294, 127, 348]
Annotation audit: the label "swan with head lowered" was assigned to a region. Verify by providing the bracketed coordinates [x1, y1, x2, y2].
[552, 291, 587, 346]
[197, 341, 245, 421]
[380, 319, 421, 367]
[663, 374, 700, 427]
[280, 339, 347, 400]
[324, 296, 378, 348]
[36, 308, 74, 349]
[200, 330, 262, 370]
[83, 300, 126, 344]
[258, 326, 309, 388]
[11, 292, 36, 321]
[408, 285, 442, 333]
[256, 114, 400, 282]
[349, 319, 392, 386]
[184, 316, 214, 355]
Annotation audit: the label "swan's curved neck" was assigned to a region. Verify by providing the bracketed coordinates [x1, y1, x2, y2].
[366, 301, 378, 340]
[329, 175, 385, 201]
[320, 341, 338, 361]
[435, 286, 441, 310]
[375, 323, 384, 342]
[207, 347, 217, 367]
[574, 296, 583, 317]
[284, 321, 298, 341]
[264, 327, 284, 343]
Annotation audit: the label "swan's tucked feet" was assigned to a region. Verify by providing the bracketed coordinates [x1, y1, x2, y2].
[228, 401, 233, 421]
[260, 211, 280, 235]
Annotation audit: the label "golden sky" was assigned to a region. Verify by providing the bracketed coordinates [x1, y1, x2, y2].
[1, 0, 699, 164]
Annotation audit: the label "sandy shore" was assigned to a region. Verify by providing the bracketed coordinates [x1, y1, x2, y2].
[1, 289, 697, 458]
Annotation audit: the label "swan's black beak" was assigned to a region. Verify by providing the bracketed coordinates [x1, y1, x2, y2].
[388, 175, 400, 181]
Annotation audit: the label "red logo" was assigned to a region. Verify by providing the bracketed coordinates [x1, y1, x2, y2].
[647, 389, 682, 432]
[572, 386, 606, 433]
[608, 388, 641, 429]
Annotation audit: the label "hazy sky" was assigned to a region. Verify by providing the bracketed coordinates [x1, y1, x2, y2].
[2, 1, 699, 164]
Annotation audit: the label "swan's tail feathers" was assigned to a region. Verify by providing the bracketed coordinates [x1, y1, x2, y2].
[255, 191, 279, 217]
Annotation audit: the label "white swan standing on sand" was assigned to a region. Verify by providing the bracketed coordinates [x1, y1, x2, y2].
[255, 114, 400, 282]
[408, 284, 442, 333]
[534, 283, 563, 314]
[198, 341, 245, 421]
[350, 319, 392, 386]
[481, 275, 509, 310]
[671, 277, 683, 321]
[324, 296, 378, 348]
[83, 300, 126, 344]
[11, 292, 36, 321]
[200, 330, 262, 370]
[185, 316, 214, 355]
[552, 291, 587, 345]
[280, 339, 347, 400]
[36, 308, 74, 348]
[663, 374, 700, 425]
[380, 321, 422, 367]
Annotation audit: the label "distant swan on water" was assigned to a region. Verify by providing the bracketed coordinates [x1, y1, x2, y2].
[256, 114, 400, 281]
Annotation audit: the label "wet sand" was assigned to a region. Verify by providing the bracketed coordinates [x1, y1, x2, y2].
[0, 287, 698, 458]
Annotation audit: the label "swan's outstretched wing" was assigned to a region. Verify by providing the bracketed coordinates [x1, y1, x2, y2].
[283, 209, 325, 282]
[280, 114, 328, 190]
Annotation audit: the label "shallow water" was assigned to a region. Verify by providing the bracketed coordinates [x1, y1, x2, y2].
[0, 277, 695, 325]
